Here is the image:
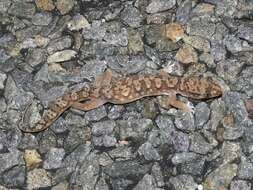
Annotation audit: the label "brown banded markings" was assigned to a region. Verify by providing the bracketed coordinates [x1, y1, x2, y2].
[166, 76, 178, 88]
[154, 77, 162, 88]
[133, 79, 142, 92]
[143, 77, 152, 89]
[121, 86, 131, 97]
[44, 109, 58, 121]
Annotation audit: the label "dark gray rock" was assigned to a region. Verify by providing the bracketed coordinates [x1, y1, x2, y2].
[32, 12, 53, 26]
[118, 118, 153, 140]
[146, 0, 176, 14]
[216, 59, 245, 82]
[108, 105, 125, 120]
[238, 157, 253, 180]
[8, 2, 35, 18]
[155, 115, 189, 151]
[238, 24, 253, 43]
[121, 4, 143, 28]
[0, 49, 10, 65]
[174, 112, 195, 132]
[72, 153, 100, 190]
[190, 132, 213, 154]
[169, 174, 198, 190]
[53, 144, 91, 184]
[0, 150, 24, 173]
[26, 48, 47, 68]
[230, 180, 251, 190]
[138, 142, 161, 161]
[233, 66, 253, 97]
[2, 166, 25, 188]
[104, 160, 152, 179]
[187, 17, 216, 39]
[0, 0, 11, 13]
[133, 174, 157, 190]
[47, 36, 73, 54]
[85, 106, 107, 122]
[43, 148, 65, 169]
[195, 102, 210, 128]
[224, 34, 253, 53]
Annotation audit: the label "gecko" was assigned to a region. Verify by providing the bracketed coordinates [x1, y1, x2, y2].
[19, 69, 223, 133]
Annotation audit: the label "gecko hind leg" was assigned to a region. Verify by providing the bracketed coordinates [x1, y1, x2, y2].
[71, 98, 107, 111]
[158, 93, 195, 113]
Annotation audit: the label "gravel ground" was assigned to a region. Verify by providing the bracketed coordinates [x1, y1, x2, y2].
[0, 0, 253, 189]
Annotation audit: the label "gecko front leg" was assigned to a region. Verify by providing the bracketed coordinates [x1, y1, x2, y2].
[158, 92, 194, 113]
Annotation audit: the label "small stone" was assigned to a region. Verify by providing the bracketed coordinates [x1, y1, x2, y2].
[85, 106, 107, 122]
[199, 52, 215, 68]
[104, 28, 128, 46]
[104, 160, 152, 180]
[47, 50, 77, 63]
[0, 0, 11, 13]
[195, 102, 210, 128]
[192, 3, 215, 15]
[147, 12, 169, 24]
[47, 36, 72, 54]
[163, 60, 184, 76]
[27, 168, 52, 189]
[118, 118, 153, 140]
[128, 29, 144, 54]
[2, 166, 25, 187]
[222, 141, 241, 164]
[43, 147, 65, 169]
[56, 0, 74, 15]
[67, 14, 90, 31]
[216, 58, 244, 82]
[183, 35, 210, 52]
[52, 182, 69, 190]
[203, 164, 238, 190]
[0, 71, 7, 90]
[34, 35, 50, 47]
[146, 0, 176, 14]
[24, 149, 42, 171]
[26, 48, 46, 67]
[238, 24, 253, 43]
[133, 174, 156, 190]
[171, 152, 198, 165]
[8, 2, 35, 19]
[175, 112, 195, 132]
[230, 180, 251, 190]
[190, 132, 213, 154]
[0, 150, 24, 173]
[169, 174, 198, 190]
[187, 18, 216, 39]
[0, 49, 10, 65]
[92, 120, 115, 136]
[35, 0, 55, 11]
[92, 120, 117, 147]
[175, 44, 198, 64]
[166, 23, 185, 42]
[32, 12, 53, 26]
[138, 142, 161, 161]
[224, 34, 253, 53]
[121, 5, 143, 28]
[238, 157, 253, 180]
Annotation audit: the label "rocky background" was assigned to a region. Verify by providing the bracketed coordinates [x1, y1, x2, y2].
[0, 0, 253, 189]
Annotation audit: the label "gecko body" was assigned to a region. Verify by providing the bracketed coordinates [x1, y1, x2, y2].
[19, 70, 222, 132]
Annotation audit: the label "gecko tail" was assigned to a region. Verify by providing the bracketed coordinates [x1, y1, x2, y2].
[19, 88, 91, 133]
[18, 98, 72, 133]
